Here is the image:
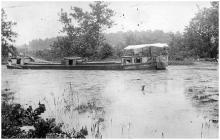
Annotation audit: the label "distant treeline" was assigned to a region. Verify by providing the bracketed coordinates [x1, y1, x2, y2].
[17, 30, 171, 61]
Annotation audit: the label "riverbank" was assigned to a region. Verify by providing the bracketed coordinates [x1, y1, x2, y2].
[168, 59, 194, 65]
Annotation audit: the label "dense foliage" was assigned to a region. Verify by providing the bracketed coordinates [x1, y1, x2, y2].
[50, 1, 114, 60]
[1, 9, 18, 58]
[169, 2, 219, 60]
[1, 89, 88, 138]
[168, 32, 191, 60]
[98, 43, 114, 59]
[183, 2, 219, 59]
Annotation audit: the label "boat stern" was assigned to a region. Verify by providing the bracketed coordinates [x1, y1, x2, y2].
[156, 55, 168, 70]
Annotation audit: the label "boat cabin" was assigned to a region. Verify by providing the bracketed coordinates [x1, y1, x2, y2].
[121, 43, 168, 65]
[62, 57, 83, 66]
[121, 56, 148, 65]
[8, 56, 34, 65]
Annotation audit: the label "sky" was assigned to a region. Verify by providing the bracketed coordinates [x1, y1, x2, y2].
[2, 1, 211, 46]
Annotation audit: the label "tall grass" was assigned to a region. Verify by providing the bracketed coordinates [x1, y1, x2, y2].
[42, 82, 104, 138]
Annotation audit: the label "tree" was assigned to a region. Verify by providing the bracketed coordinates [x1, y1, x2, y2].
[50, 36, 73, 59]
[98, 43, 113, 59]
[168, 32, 194, 60]
[1, 9, 17, 57]
[52, 1, 114, 59]
[183, 2, 219, 59]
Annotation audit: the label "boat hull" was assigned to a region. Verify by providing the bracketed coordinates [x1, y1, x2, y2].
[6, 63, 165, 70]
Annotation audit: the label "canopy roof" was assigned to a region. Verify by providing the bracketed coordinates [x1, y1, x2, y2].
[124, 43, 168, 50]
[64, 57, 82, 60]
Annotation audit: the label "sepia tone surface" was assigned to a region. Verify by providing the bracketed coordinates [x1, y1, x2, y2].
[1, 1, 219, 138]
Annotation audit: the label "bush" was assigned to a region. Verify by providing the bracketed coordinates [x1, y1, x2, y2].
[1, 89, 88, 138]
[98, 43, 114, 59]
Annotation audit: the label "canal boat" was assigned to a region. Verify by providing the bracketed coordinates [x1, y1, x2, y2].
[6, 43, 169, 70]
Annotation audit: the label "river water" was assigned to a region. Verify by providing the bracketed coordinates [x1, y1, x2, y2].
[1, 62, 219, 138]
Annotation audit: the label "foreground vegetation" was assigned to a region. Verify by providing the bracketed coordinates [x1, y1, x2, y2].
[1, 89, 88, 138]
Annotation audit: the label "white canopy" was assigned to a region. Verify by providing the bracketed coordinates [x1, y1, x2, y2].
[124, 43, 168, 50]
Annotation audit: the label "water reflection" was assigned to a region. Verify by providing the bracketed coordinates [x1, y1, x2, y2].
[1, 63, 218, 138]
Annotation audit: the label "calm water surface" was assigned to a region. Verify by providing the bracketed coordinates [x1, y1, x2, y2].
[2, 62, 219, 138]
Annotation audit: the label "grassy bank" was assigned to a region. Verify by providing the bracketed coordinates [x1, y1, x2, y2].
[168, 60, 194, 65]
